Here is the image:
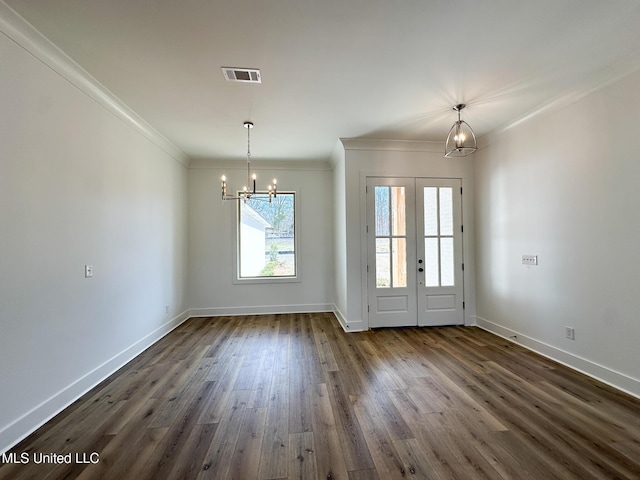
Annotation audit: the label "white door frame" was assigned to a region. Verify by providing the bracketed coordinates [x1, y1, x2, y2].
[415, 178, 464, 326]
[366, 177, 418, 328]
[363, 174, 465, 328]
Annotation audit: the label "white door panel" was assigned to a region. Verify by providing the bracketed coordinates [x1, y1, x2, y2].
[367, 177, 464, 328]
[366, 178, 417, 328]
[416, 178, 464, 326]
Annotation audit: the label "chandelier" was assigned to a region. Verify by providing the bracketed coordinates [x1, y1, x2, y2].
[444, 104, 477, 157]
[221, 121, 277, 202]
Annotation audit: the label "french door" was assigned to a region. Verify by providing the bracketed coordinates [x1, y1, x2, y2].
[366, 177, 464, 328]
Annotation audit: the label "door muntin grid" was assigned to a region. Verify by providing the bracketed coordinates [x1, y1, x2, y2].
[374, 186, 407, 288]
[423, 187, 455, 287]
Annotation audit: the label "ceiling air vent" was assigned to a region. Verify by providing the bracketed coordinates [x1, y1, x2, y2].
[222, 67, 261, 83]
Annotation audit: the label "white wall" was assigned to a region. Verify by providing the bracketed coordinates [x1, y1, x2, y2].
[330, 142, 348, 324]
[336, 140, 476, 331]
[188, 160, 334, 315]
[474, 69, 640, 397]
[0, 8, 189, 452]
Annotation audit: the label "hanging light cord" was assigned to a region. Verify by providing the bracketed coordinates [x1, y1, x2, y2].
[246, 123, 252, 193]
[221, 121, 277, 202]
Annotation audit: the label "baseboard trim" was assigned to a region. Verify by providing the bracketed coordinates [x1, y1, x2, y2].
[188, 304, 334, 318]
[475, 316, 640, 399]
[0, 310, 190, 455]
[332, 305, 367, 332]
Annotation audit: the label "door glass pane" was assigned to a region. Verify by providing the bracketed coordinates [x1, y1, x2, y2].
[439, 188, 453, 236]
[440, 237, 454, 286]
[391, 187, 406, 236]
[424, 187, 438, 235]
[424, 238, 439, 287]
[376, 238, 390, 288]
[374, 186, 390, 236]
[392, 238, 407, 288]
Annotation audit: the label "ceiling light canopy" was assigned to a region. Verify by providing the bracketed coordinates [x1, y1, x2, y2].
[445, 104, 477, 158]
[221, 122, 277, 203]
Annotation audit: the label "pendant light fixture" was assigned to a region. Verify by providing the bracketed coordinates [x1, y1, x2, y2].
[221, 121, 277, 203]
[444, 104, 477, 157]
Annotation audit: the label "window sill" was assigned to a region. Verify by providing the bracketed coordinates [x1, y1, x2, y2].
[232, 275, 302, 285]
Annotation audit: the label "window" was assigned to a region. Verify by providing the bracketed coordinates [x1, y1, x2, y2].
[374, 186, 407, 288]
[237, 192, 297, 281]
[423, 186, 455, 287]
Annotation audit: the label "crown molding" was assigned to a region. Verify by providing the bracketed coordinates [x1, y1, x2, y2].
[189, 158, 331, 171]
[0, 1, 190, 167]
[340, 138, 443, 153]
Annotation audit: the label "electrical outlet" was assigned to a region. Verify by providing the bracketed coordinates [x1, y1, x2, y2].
[565, 326, 575, 340]
[84, 264, 93, 278]
[165, 305, 169, 315]
[522, 255, 538, 266]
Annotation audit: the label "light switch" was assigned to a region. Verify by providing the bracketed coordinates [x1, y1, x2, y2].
[85, 264, 93, 278]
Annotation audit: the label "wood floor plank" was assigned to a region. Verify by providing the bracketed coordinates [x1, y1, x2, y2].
[350, 393, 408, 479]
[143, 380, 220, 479]
[424, 364, 508, 432]
[465, 370, 620, 479]
[415, 411, 494, 480]
[2, 316, 640, 480]
[288, 355, 313, 434]
[430, 409, 516, 479]
[257, 350, 290, 480]
[74, 398, 165, 480]
[196, 390, 250, 480]
[324, 370, 375, 472]
[324, 327, 379, 396]
[227, 407, 267, 480]
[488, 430, 572, 480]
[150, 345, 210, 400]
[391, 437, 446, 480]
[288, 432, 317, 480]
[347, 468, 380, 480]
[309, 383, 349, 480]
[313, 331, 340, 373]
[198, 355, 244, 425]
[357, 339, 407, 390]
[164, 422, 218, 480]
[148, 357, 216, 428]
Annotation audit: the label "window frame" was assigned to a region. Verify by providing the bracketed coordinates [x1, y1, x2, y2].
[231, 190, 301, 285]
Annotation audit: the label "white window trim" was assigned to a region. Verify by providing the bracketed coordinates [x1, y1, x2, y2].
[231, 189, 302, 285]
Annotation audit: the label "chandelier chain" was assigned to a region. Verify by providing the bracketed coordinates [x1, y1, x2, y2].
[247, 124, 251, 160]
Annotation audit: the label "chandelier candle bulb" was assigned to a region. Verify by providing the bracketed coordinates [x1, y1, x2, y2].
[221, 175, 227, 199]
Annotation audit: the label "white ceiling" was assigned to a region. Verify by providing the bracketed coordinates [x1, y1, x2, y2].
[6, 0, 640, 162]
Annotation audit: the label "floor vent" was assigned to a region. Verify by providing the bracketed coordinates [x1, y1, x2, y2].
[221, 67, 261, 83]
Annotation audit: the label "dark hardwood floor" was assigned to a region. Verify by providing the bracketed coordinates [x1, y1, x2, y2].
[1, 313, 639, 479]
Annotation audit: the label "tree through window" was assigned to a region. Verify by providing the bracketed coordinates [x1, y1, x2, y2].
[238, 193, 296, 278]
